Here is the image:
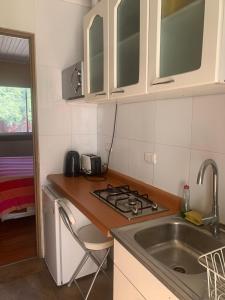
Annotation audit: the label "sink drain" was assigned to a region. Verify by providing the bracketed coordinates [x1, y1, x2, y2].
[172, 266, 186, 274]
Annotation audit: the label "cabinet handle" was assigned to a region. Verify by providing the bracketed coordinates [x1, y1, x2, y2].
[111, 89, 125, 94]
[152, 78, 175, 85]
[95, 92, 106, 96]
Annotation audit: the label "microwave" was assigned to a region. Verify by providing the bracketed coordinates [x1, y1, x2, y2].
[62, 61, 84, 100]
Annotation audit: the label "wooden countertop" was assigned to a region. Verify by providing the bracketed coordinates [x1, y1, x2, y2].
[47, 170, 181, 236]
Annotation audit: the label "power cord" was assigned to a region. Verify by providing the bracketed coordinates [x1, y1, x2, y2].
[103, 103, 118, 174]
[82, 103, 118, 182]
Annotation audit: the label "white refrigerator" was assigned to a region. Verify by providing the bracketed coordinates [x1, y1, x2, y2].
[42, 185, 98, 286]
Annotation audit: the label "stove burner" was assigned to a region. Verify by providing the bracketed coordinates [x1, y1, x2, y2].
[91, 184, 167, 220]
[128, 197, 138, 206]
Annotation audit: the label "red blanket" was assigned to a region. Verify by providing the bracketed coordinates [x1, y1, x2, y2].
[0, 177, 35, 217]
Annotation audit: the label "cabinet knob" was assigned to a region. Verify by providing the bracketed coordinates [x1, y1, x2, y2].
[152, 78, 175, 85]
[111, 89, 125, 94]
[95, 92, 106, 96]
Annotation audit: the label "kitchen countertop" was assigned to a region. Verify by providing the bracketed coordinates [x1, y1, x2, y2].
[47, 170, 181, 236]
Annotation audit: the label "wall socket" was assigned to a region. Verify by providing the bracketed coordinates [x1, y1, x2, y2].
[144, 152, 157, 164]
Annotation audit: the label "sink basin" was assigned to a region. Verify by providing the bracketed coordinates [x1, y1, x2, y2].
[134, 222, 223, 275]
[112, 216, 225, 299]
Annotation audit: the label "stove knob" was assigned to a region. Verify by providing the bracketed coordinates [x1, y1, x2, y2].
[131, 205, 139, 215]
[152, 203, 158, 211]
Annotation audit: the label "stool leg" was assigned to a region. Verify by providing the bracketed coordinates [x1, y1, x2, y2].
[84, 248, 110, 300]
[89, 252, 110, 280]
[68, 252, 89, 287]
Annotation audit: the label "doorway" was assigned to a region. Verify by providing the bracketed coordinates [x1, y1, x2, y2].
[0, 28, 39, 265]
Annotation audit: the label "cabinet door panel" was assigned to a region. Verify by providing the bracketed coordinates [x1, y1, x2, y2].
[114, 265, 145, 300]
[117, 0, 140, 88]
[84, 0, 108, 100]
[109, 0, 149, 98]
[149, 0, 222, 92]
[160, 0, 205, 78]
[89, 15, 104, 93]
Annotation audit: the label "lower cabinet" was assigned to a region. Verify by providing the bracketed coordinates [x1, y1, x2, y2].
[114, 265, 145, 300]
[113, 240, 178, 300]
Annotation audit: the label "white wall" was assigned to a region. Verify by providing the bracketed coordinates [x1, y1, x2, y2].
[0, 0, 97, 255]
[0, 0, 35, 32]
[0, 0, 97, 185]
[36, 0, 97, 184]
[97, 94, 225, 224]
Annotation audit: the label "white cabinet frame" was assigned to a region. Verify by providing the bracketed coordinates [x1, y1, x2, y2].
[84, 0, 109, 101]
[109, 0, 149, 99]
[148, 0, 224, 93]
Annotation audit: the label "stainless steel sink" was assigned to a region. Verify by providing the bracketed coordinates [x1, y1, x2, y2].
[111, 216, 225, 300]
[134, 222, 222, 275]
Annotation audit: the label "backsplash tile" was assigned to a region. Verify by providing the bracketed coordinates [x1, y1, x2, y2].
[155, 98, 192, 147]
[127, 101, 156, 142]
[71, 104, 97, 135]
[192, 94, 225, 154]
[97, 94, 225, 223]
[71, 133, 97, 154]
[110, 137, 129, 176]
[153, 144, 190, 196]
[128, 140, 154, 184]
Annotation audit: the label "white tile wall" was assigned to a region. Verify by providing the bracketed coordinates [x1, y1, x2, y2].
[192, 94, 225, 153]
[155, 98, 192, 147]
[35, 0, 97, 185]
[154, 144, 190, 196]
[97, 94, 225, 223]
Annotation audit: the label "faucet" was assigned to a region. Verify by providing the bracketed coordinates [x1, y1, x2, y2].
[197, 159, 219, 236]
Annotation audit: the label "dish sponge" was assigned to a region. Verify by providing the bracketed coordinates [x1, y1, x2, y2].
[184, 210, 203, 226]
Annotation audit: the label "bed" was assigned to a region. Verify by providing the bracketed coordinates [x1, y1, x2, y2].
[0, 156, 35, 221]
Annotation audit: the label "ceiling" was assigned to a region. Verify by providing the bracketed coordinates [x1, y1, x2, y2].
[0, 35, 30, 63]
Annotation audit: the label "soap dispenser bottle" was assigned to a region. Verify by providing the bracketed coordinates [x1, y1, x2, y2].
[181, 184, 191, 216]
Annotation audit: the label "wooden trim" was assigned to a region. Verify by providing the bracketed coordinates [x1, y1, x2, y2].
[0, 28, 41, 257]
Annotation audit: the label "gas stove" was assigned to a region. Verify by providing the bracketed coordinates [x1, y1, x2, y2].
[91, 184, 167, 220]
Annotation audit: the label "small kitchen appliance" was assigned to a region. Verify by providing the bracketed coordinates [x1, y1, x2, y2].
[91, 184, 167, 220]
[42, 185, 98, 286]
[64, 151, 80, 177]
[62, 61, 84, 100]
[81, 154, 102, 176]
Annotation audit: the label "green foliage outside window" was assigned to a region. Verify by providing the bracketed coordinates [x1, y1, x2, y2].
[0, 87, 32, 133]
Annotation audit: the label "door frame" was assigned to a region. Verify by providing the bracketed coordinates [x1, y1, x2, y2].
[0, 27, 41, 257]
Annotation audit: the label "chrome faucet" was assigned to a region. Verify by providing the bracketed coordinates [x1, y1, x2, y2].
[197, 159, 219, 236]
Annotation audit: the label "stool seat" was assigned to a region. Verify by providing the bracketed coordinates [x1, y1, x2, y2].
[77, 224, 113, 251]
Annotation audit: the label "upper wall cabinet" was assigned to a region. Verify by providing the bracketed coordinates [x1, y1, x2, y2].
[148, 0, 225, 96]
[84, 0, 109, 101]
[109, 0, 149, 99]
[84, 0, 225, 102]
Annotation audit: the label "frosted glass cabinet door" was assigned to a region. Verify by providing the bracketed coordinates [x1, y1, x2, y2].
[109, 0, 149, 98]
[160, 0, 205, 78]
[89, 16, 104, 94]
[149, 0, 222, 90]
[84, 0, 108, 100]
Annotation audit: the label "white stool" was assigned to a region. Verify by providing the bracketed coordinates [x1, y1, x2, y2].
[58, 199, 114, 300]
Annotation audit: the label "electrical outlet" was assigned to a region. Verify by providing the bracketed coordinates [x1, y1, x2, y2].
[144, 152, 157, 164]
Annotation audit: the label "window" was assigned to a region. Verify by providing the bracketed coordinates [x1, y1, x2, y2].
[0, 87, 32, 134]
